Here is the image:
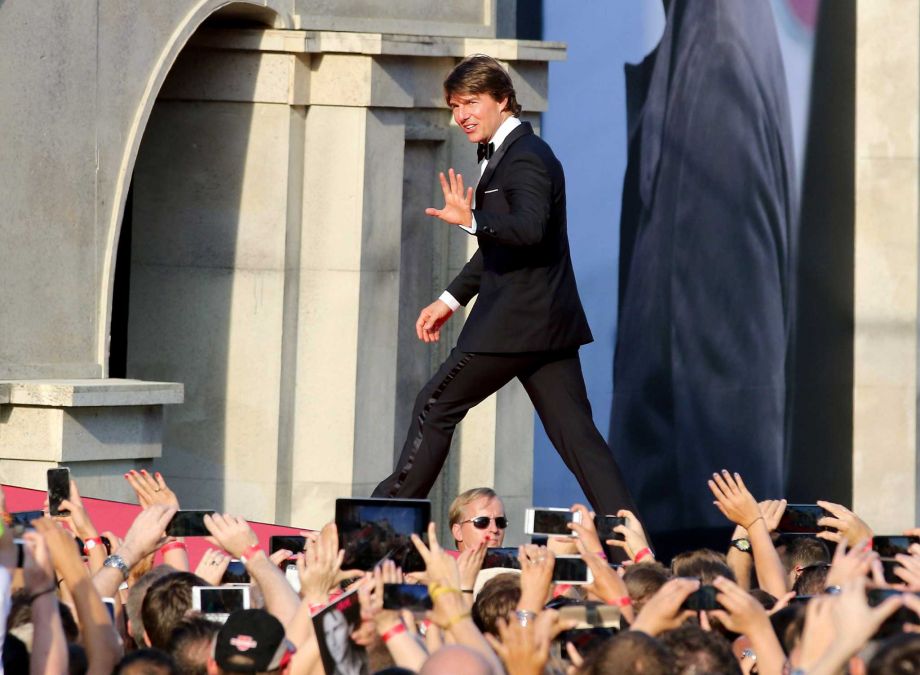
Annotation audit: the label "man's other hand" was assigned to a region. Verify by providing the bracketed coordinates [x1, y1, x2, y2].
[416, 299, 453, 343]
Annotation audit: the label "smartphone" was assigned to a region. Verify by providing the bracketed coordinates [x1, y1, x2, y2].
[14, 538, 24, 568]
[557, 627, 616, 658]
[47, 467, 71, 517]
[481, 547, 522, 570]
[192, 586, 250, 623]
[382, 583, 433, 611]
[777, 504, 831, 534]
[10, 510, 44, 529]
[102, 597, 117, 622]
[593, 515, 626, 541]
[524, 508, 582, 537]
[221, 559, 251, 585]
[557, 603, 621, 629]
[284, 563, 301, 594]
[165, 510, 215, 537]
[335, 498, 430, 572]
[867, 588, 920, 638]
[681, 585, 720, 611]
[269, 535, 306, 556]
[552, 555, 593, 585]
[873, 536, 920, 558]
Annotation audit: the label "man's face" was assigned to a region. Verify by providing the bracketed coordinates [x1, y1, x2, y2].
[452, 496, 506, 551]
[448, 91, 509, 145]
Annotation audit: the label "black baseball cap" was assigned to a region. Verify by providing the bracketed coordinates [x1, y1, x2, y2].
[213, 609, 295, 672]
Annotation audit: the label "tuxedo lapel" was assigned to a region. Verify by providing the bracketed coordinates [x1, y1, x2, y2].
[475, 122, 533, 204]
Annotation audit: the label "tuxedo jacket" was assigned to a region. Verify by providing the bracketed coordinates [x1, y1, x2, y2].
[446, 122, 593, 354]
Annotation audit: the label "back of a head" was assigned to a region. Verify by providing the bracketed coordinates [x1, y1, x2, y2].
[472, 572, 521, 636]
[624, 562, 671, 613]
[581, 631, 675, 675]
[793, 564, 830, 596]
[419, 645, 493, 675]
[127, 564, 178, 647]
[660, 624, 742, 675]
[114, 648, 178, 675]
[869, 633, 920, 675]
[442, 54, 522, 116]
[670, 549, 735, 584]
[779, 536, 830, 573]
[141, 571, 207, 649]
[168, 616, 221, 675]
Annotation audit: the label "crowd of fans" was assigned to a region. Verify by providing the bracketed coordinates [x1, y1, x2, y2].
[2, 468, 920, 674]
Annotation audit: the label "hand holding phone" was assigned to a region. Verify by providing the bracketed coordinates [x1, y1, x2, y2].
[525, 508, 582, 537]
[166, 510, 215, 537]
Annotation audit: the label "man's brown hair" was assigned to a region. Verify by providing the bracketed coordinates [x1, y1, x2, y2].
[141, 571, 207, 649]
[580, 631, 675, 675]
[443, 54, 522, 116]
[623, 561, 671, 614]
[471, 573, 521, 636]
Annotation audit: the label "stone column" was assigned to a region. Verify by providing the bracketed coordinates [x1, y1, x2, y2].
[852, 0, 920, 531]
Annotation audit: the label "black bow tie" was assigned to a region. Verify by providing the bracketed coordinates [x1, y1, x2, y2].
[477, 142, 495, 163]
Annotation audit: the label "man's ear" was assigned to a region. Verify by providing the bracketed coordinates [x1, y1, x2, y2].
[451, 523, 464, 546]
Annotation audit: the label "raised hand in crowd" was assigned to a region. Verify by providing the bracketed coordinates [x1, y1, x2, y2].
[824, 538, 876, 589]
[412, 521, 503, 674]
[516, 544, 555, 614]
[607, 508, 653, 562]
[708, 470, 787, 597]
[297, 521, 361, 606]
[629, 576, 699, 637]
[205, 512, 301, 625]
[22, 529, 68, 675]
[794, 577, 902, 675]
[124, 469, 179, 509]
[35, 517, 122, 674]
[816, 500, 873, 546]
[567, 503, 605, 557]
[484, 609, 562, 675]
[727, 498, 786, 590]
[357, 561, 427, 671]
[708, 575, 786, 675]
[572, 534, 634, 624]
[194, 547, 232, 586]
[457, 539, 488, 603]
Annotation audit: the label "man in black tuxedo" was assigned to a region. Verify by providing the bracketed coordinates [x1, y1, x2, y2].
[373, 55, 636, 518]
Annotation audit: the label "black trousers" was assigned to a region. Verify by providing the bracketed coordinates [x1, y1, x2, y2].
[372, 347, 637, 517]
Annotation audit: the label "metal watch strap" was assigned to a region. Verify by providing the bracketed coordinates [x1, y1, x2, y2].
[103, 553, 130, 581]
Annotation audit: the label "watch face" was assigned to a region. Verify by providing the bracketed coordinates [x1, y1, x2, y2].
[734, 539, 752, 552]
[85, 540, 97, 550]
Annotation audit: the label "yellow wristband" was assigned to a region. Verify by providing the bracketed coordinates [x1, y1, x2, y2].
[441, 611, 471, 631]
[429, 585, 462, 603]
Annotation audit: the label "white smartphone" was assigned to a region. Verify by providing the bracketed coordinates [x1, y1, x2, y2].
[552, 555, 593, 585]
[102, 597, 117, 622]
[284, 563, 301, 594]
[192, 585, 250, 623]
[524, 507, 582, 537]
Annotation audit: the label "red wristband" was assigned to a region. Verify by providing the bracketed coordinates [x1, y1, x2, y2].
[607, 595, 632, 607]
[381, 622, 407, 643]
[309, 603, 327, 615]
[240, 543, 263, 563]
[160, 541, 187, 555]
[82, 537, 104, 555]
[634, 547, 653, 563]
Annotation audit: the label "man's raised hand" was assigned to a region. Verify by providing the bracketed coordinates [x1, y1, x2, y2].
[425, 168, 473, 228]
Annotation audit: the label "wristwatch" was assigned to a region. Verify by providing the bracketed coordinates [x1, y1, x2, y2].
[515, 610, 537, 627]
[730, 538, 752, 554]
[103, 553, 130, 581]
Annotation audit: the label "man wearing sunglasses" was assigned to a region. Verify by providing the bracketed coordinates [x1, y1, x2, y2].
[449, 487, 507, 551]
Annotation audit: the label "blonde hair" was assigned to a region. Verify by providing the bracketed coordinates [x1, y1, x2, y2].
[449, 487, 499, 528]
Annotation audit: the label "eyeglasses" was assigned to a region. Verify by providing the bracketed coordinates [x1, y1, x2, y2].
[460, 516, 508, 530]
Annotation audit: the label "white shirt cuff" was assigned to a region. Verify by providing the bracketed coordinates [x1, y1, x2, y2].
[457, 214, 477, 234]
[439, 291, 461, 311]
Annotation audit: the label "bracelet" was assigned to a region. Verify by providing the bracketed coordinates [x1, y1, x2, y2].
[309, 602, 327, 615]
[461, 588, 474, 594]
[380, 621, 407, 643]
[240, 544, 263, 564]
[83, 537, 104, 555]
[27, 586, 56, 604]
[745, 516, 765, 530]
[429, 585, 462, 602]
[160, 541, 187, 555]
[634, 547, 654, 563]
[515, 609, 537, 626]
[441, 611, 471, 631]
[607, 596, 632, 607]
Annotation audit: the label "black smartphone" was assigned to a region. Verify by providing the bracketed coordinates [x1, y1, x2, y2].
[14, 539, 24, 568]
[873, 536, 920, 558]
[593, 515, 627, 541]
[867, 588, 920, 638]
[382, 583, 432, 611]
[553, 556, 592, 584]
[47, 467, 71, 517]
[681, 585, 720, 611]
[221, 559, 251, 585]
[481, 547, 522, 570]
[335, 498, 430, 572]
[557, 627, 616, 658]
[10, 510, 44, 528]
[777, 504, 831, 534]
[269, 535, 306, 556]
[165, 510, 215, 537]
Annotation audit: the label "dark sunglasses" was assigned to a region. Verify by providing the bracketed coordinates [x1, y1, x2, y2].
[460, 516, 508, 530]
